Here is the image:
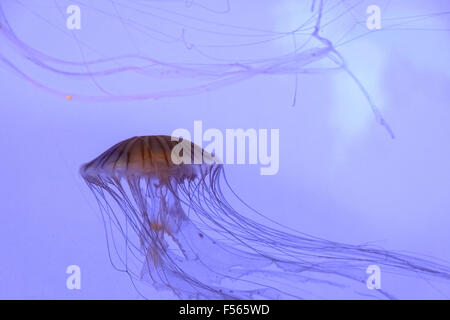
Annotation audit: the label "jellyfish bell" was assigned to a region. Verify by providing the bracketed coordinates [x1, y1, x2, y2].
[81, 135, 450, 299]
[80, 135, 211, 184]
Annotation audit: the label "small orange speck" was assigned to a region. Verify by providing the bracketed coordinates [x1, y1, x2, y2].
[66, 95, 72, 100]
[151, 223, 164, 231]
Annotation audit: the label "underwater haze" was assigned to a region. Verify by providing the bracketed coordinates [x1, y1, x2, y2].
[1, 0, 450, 299]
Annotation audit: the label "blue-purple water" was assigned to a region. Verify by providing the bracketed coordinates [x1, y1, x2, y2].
[1, 0, 450, 299]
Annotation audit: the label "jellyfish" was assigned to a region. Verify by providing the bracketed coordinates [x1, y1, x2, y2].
[81, 135, 450, 299]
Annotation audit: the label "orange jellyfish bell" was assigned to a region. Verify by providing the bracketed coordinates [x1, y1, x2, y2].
[80, 135, 215, 184]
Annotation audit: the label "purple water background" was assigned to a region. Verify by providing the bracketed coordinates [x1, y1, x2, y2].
[0, 0, 450, 299]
